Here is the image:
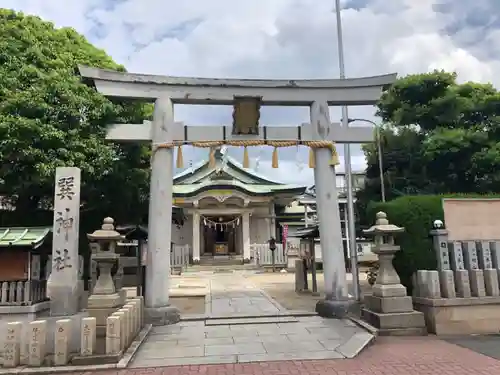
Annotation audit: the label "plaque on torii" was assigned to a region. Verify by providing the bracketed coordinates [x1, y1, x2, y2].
[78, 65, 397, 320]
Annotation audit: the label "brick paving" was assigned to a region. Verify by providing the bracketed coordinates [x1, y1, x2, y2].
[68, 336, 500, 375]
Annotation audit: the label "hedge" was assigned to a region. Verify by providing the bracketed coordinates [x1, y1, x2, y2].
[366, 194, 500, 294]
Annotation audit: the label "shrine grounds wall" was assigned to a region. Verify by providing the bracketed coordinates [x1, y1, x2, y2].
[367, 194, 500, 294]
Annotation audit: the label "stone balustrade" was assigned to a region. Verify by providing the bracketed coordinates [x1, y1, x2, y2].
[0, 280, 47, 306]
[0, 297, 145, 368]
[413, 228, 500, 334]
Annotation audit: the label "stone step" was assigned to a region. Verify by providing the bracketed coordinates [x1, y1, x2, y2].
[180, 310, 317, 322]
[186, 264, 258, 271]
[205, 315, 299, 326]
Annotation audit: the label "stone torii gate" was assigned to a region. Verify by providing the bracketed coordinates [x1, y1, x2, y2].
[78, 66, 396, 325]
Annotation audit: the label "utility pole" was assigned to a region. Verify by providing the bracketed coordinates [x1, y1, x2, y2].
[334, 0, 360, 301]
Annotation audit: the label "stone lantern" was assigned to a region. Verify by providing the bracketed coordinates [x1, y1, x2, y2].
[361, 212, 426, 335]
[86, 217, 126, 337]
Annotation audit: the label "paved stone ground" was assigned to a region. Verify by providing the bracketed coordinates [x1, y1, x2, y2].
[130, 316, 365, 367]
[246, 272, 372, 313]
[128, 271, 370, 367]
[60, 336, 500, 374]
[208, 272, 284, 316]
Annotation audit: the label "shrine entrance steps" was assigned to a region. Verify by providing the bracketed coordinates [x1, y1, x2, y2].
[195, 254, 246, 267]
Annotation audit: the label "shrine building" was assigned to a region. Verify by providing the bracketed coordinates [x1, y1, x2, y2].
[170, 147, 368, 266]
[170, 148, 306, 264]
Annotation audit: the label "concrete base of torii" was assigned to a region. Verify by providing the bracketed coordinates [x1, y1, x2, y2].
[144, 306, 181, 326]
[316, 299, 360, 319]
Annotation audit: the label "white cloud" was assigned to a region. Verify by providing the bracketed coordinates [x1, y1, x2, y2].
[3, 0, 500, 183]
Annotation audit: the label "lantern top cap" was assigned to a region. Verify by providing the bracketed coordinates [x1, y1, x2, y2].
[87, 217, 124, 241]
[363, 211, 404, 236]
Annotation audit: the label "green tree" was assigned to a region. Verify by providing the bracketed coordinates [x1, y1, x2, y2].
[0, 9, 151, 225]
[358, 70, 500, 213]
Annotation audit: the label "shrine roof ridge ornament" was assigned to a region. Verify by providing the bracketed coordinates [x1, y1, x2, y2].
[77, 65, 397, 106]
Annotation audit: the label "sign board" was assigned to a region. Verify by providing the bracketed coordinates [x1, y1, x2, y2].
[443, 198, 500, 241]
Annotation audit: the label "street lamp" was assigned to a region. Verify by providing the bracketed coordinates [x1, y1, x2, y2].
[346, 118, 386, 202]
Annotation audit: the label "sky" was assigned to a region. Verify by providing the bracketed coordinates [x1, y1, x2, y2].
[2, 0, 500, 186]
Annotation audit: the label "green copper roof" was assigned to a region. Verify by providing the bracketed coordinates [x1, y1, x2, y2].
[172, 148, 307, 197]
[0, 227, 52, 249]
[173, 180, 305, 196]
[174, 148, 296, 186]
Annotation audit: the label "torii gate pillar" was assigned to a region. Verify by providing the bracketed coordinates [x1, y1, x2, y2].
[144, 97, 180, 325]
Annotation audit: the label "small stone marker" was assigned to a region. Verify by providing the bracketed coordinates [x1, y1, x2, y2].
[491, 241, 500, 269]
[133, 296, 144, 327]
[449, 242, 465, 270]
[132, 300, 141, 332]
[477, 241, 493, 269]
[106, 315, 121, 355]
[484, 269, 500, 296]
[124, 304, 136, 339]
[128, 301, 137, 333]
[463, 241, 479, 270]
[112, 311, 126, 350]
[416, 270, 429, 298]
[123, 306, 133, 344]
[54, 319, 71, 366]
[28, 320, 47, 367]
[1, 282, 7, 303]
[411, 273, 419, 297]
[80, 317, 96, 356]
[427, 271, 441, 298]
[469, 269, 486, 297]
[3, 322, 22, 368]
[439, 270, 456, 298]
[455, 269, 471, 298]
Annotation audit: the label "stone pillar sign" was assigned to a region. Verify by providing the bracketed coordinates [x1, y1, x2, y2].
[430, 228, 451, 270]
[47, 167, 81, 316]
[429, 225, 455, 298]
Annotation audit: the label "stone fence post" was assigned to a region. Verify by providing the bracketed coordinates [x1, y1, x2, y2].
[106, 315, 122, 355]
[54, 319, 71, 366]
[81, 317, 96, 356]
[429, 225, 456, 298]
[28, 320, 47, 367]
[3, 322, 22, 368]
[427, 221, 500, 299]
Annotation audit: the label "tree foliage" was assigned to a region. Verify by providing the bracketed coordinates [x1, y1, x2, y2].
[0, 9, 151, 225]
[358, 70, 500, 210]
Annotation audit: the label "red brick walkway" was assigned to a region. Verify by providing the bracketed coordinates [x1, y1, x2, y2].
[74, 336, 500, 375]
